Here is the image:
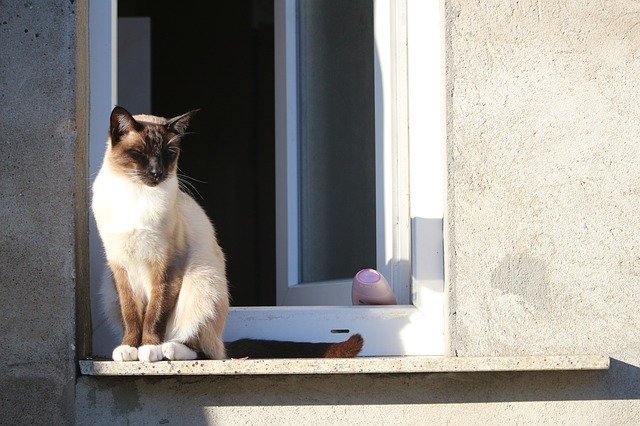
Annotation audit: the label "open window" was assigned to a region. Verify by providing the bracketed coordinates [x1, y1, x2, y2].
[88, 0, 444, 357]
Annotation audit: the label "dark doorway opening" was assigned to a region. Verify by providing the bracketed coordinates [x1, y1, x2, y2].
[118, 1, 276, 306]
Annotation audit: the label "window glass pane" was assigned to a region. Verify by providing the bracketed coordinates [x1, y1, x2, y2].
[297, 0, 376, 283]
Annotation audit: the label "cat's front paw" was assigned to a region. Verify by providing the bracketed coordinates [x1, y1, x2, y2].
[162, 341, 198, 361]
[138, 344, 163, 362]
[112, 345, 138, 361]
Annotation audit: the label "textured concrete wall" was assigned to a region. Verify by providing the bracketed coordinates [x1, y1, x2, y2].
[0, 1, 83, 423]
[447, 0, 640, 356]
[446, 0, 640, 417]
[76, 369, 634, 425]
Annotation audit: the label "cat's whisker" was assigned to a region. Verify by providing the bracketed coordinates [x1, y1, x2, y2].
[123, 171, 144, 183]
[177, 179, 194, 197]
[178, 177, 204, 200]
[177, 169, 207, 200]
[178, 170, 208, 184]
[179, 185, 197, 201]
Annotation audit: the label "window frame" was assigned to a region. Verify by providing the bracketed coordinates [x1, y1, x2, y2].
[87, 0, 445, 358]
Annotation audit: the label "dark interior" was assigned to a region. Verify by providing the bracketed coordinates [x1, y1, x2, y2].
[119, 1, 276, 306]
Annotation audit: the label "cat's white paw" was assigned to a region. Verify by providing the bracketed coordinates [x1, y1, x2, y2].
[162, 342, 198, 361]
[112, 345, 138, 362]
[138, 344, 163, 362]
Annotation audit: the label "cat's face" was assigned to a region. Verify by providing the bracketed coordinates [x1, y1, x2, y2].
[108, 106, 198, 187]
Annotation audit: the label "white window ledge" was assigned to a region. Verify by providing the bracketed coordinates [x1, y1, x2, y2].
[79, 355, 609, 376]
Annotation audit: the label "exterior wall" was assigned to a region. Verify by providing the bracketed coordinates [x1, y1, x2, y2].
[1, 0, 639, 424]
[75, 0, 640, 422]
[0, 1, 86, 424]
[447, 0, 640, 360]
[76, 371, 632, 425]
[441, 0, 640, 421]
[446, 0, 640, 406]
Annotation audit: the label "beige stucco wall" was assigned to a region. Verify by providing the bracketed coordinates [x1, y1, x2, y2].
[446, 0, 640, 362]
[75, 372, 633, 425]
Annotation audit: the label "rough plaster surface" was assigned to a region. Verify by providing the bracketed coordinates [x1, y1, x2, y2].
[76, 371, 639, 425]
[445, 0, 640, 418]
[447, 0, 640, 356]
[0, 1, 79, 423]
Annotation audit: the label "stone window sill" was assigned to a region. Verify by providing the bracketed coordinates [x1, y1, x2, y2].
[79, 355, 609, 376]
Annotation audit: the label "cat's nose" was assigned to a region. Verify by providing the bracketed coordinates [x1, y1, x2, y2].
[149, 158, 163, 179]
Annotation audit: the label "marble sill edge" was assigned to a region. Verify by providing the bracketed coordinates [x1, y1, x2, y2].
[79, 355, 610, 376]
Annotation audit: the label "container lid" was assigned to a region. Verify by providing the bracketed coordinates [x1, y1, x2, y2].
[356, 268, 382, 284]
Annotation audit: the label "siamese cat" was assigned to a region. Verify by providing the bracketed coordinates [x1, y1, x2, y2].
[92, 106, 363, 361]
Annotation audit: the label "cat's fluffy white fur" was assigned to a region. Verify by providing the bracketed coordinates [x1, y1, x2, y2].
[92, 114, 229, 361]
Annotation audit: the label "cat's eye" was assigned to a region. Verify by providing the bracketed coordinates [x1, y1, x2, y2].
[128, 150, 146, 161]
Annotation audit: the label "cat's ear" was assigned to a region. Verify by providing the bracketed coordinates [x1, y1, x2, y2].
[110, 106, 141, 145]
[166, 109, 200, 134]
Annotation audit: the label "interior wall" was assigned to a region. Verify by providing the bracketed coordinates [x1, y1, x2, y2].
[119, 1, 276, 306]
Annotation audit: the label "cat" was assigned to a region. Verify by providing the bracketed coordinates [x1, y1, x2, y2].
[92, 106, 363, 361]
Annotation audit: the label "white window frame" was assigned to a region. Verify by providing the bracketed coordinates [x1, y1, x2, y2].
[89, 0, 444, 357]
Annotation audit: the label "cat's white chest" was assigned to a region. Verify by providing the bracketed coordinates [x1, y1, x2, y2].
[92, 166, 177, 266]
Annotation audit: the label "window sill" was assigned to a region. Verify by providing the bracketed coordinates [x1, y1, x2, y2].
[79, 355, 609, 376]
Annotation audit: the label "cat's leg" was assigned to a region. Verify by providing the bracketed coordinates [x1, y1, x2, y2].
[139, 263, 182, 362]
[161, 341, 198, 360]
[110, 263, 143, 361]
[196, 306, 228, 360]
[166, 264, 229, 360]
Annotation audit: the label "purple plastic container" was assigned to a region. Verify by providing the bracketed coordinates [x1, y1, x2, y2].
[351, 268, 397, 305]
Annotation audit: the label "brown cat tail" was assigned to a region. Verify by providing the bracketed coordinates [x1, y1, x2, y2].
[225, 334, 364, 359]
